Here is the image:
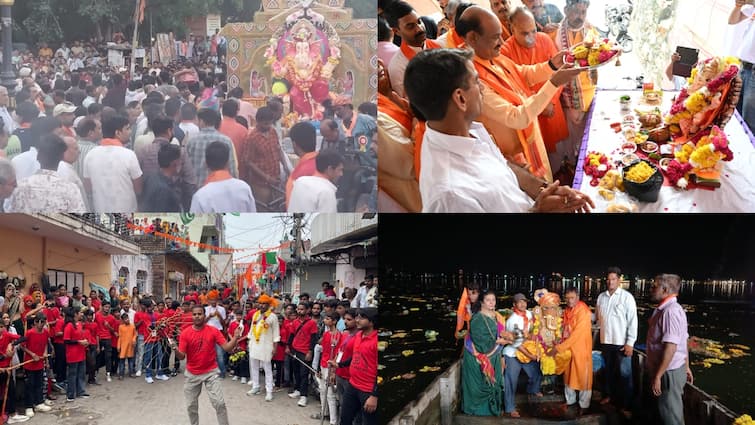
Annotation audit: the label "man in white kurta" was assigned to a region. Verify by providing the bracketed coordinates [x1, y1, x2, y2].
[246, 296, 280, 401]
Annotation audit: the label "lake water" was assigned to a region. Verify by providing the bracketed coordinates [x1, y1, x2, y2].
[379, 284, 755, 424]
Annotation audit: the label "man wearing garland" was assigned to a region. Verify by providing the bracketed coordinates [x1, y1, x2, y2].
[555, 0, 599, 165]
[246, 294, 280, 401]
[552, 287, 593, 415]
[502, 293, 542, 418]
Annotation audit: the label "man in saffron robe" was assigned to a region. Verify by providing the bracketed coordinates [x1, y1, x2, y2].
[552, 286, 593, 416]
[501, 7, 570, 176]
[385, 1, 442, 98]
[555, 0, 600, 164]
[458, 6, 583, 182]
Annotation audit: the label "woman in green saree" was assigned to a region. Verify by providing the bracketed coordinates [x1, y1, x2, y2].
[461, 290, 513, 416]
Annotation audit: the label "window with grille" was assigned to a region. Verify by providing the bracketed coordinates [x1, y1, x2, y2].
[47, 269, 84, 292]
[136, 270, 147, 294]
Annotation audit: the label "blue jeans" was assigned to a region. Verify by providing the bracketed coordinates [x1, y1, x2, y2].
[66, 361, 86, 399]
[144, 341, 164, 378]
[601, 343, 633, 409]
[503, 355, 542, 413]
[118, 357, 135, 376]
[215, 343, 226, 377]
[740, 66, 755, 134]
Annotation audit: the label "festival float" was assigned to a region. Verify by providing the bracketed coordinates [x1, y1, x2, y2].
[219, 0, 376, 125]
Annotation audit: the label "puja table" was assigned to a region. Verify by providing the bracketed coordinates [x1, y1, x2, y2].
[572, 89, 755, 212]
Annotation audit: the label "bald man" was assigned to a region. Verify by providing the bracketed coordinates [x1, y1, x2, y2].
[501, 7, 569, 175]
[522, 0, 563, 42]
[458, 6, 582, 182]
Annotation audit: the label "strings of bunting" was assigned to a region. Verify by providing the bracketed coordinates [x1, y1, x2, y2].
[127, 222, 249, 253]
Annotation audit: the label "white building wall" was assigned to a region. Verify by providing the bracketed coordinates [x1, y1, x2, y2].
[310, 214, 377, 248]
[111, 254, 152, 294]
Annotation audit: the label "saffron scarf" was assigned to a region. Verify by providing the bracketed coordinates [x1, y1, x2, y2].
[100, 138, 124, 147]
[473, 55, 549, 180]
[447, 28, 465, 48]
[399, 39, 441, 62]
[513, 308, 530, 333]
[377, 92, 412, 133]
[203, 169, 233, 186]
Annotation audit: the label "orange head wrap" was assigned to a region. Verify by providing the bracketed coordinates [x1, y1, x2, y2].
[257, 294, 279, 308]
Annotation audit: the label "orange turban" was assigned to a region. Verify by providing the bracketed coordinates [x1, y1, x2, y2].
[257, 294, 279, 308]
[207, 289, 220, 300]
[538, 292, 561, 307]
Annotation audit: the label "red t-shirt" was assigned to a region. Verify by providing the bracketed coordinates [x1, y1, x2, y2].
[290, 317, 318, 354]
[228, 321, 246, 350]
[91, 299, 102, 312]
[0, 332, 19, 367]
[222, 288, 232, 300]
[52, 319, 66, 344]
[180, 312, 194, 331]
[63, 322, 87, 363]
[348, 330, 377, 393]
[23, 328, 49, 371]
[95, 312, 113, 340]
[135, 311, 159, 337]
[178, 325, 226, 375]
[83, 321, 99, 345]
[144, 312, 163, 343]
[319, 330, 341, 369]
[335, 331, 357, 379]
[108, 314, 120, 341]
[42, 307, 60, 326]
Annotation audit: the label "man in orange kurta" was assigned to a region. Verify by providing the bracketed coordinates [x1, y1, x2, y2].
[554, 287, 593, 415]
[501, 8, 570, 177]
[458, 6, 583, 183]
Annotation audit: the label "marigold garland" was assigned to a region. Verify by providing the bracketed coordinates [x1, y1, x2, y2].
[251, 310, 272, 342]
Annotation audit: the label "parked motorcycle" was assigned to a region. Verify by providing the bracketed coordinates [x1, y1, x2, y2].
[596, 1, 633, 53]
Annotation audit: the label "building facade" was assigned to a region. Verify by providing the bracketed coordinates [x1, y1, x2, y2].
[0, 214, 140, 296]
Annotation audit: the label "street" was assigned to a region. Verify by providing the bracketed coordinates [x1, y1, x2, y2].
[24, 373, 323, 425]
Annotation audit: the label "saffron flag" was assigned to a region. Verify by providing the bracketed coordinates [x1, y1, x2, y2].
[245, 264, 253, 286]
[138, 0, 146, 24]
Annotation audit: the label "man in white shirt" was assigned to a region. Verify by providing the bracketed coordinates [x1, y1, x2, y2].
[0, 158, 16, 212]
[9, 133, 86, 213]
[404, 48, 594, 213]
[84, 115, 143, 212]
[57, 136, 89, 210]
[287, 149, 343, 212]
[178, 103, 200, 140]
[594, 266, 637, 418]
[385, 1, 434, 98]
[354, 275, 377, 308]
[204, 294, 228, 379]
[0, 86, 16, 135]
[502, 293, 541, 418]
[190, 141, 256, 213]
[729, 0, 755, 133]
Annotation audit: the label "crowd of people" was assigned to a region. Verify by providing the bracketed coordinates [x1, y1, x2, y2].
[0, 277, 379, 424]
[0, 34, 378, 214]
[458, 268, 691, 425]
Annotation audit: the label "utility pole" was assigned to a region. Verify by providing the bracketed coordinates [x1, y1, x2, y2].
[290, 213, 305, 297]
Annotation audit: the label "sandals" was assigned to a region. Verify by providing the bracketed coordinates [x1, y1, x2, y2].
[509, 411, 521, 418]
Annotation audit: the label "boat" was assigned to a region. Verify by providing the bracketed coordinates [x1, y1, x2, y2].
[387, 345, 741, 425]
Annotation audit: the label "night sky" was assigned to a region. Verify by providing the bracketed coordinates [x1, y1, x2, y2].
[378, 215, 755, 280]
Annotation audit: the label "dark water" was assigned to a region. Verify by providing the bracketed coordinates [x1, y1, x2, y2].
[379, 288, 755, 424]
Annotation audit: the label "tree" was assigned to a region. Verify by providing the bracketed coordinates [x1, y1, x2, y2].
[20, 0, 63, 44]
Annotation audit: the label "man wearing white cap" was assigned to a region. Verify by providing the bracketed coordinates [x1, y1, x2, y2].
[53, 102, 77, 138]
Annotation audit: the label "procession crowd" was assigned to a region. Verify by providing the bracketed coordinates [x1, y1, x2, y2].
[458, 268, 692, 425]
[0, 275, 379, 424]
[0, 34, 377, 213]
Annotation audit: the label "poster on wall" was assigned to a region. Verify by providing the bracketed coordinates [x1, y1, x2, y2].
[206, 14, 221, 36]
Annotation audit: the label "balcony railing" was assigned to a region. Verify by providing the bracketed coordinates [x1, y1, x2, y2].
[64, 214, 135, 240]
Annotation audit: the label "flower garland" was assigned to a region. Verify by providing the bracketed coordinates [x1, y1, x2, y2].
[583, 151, 612, 186]
[251, 310, 272, 343]
[665, 126, 733, 188]
[665, 56, 741, 137]
[530, 314, 563, 375]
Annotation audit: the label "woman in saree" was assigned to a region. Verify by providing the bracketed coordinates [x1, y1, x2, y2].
[461, 290, 514, 416]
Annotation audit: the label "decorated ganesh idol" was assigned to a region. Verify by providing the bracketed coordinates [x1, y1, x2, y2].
[517, 289, 569, 393]
[264, 1, 342, 119]
[665, 56, 742, 141]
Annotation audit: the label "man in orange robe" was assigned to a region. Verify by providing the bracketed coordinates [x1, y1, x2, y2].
[501, 8, 570, 177]
[553, 287, 593, 416]
[458, 6, 582, 182]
